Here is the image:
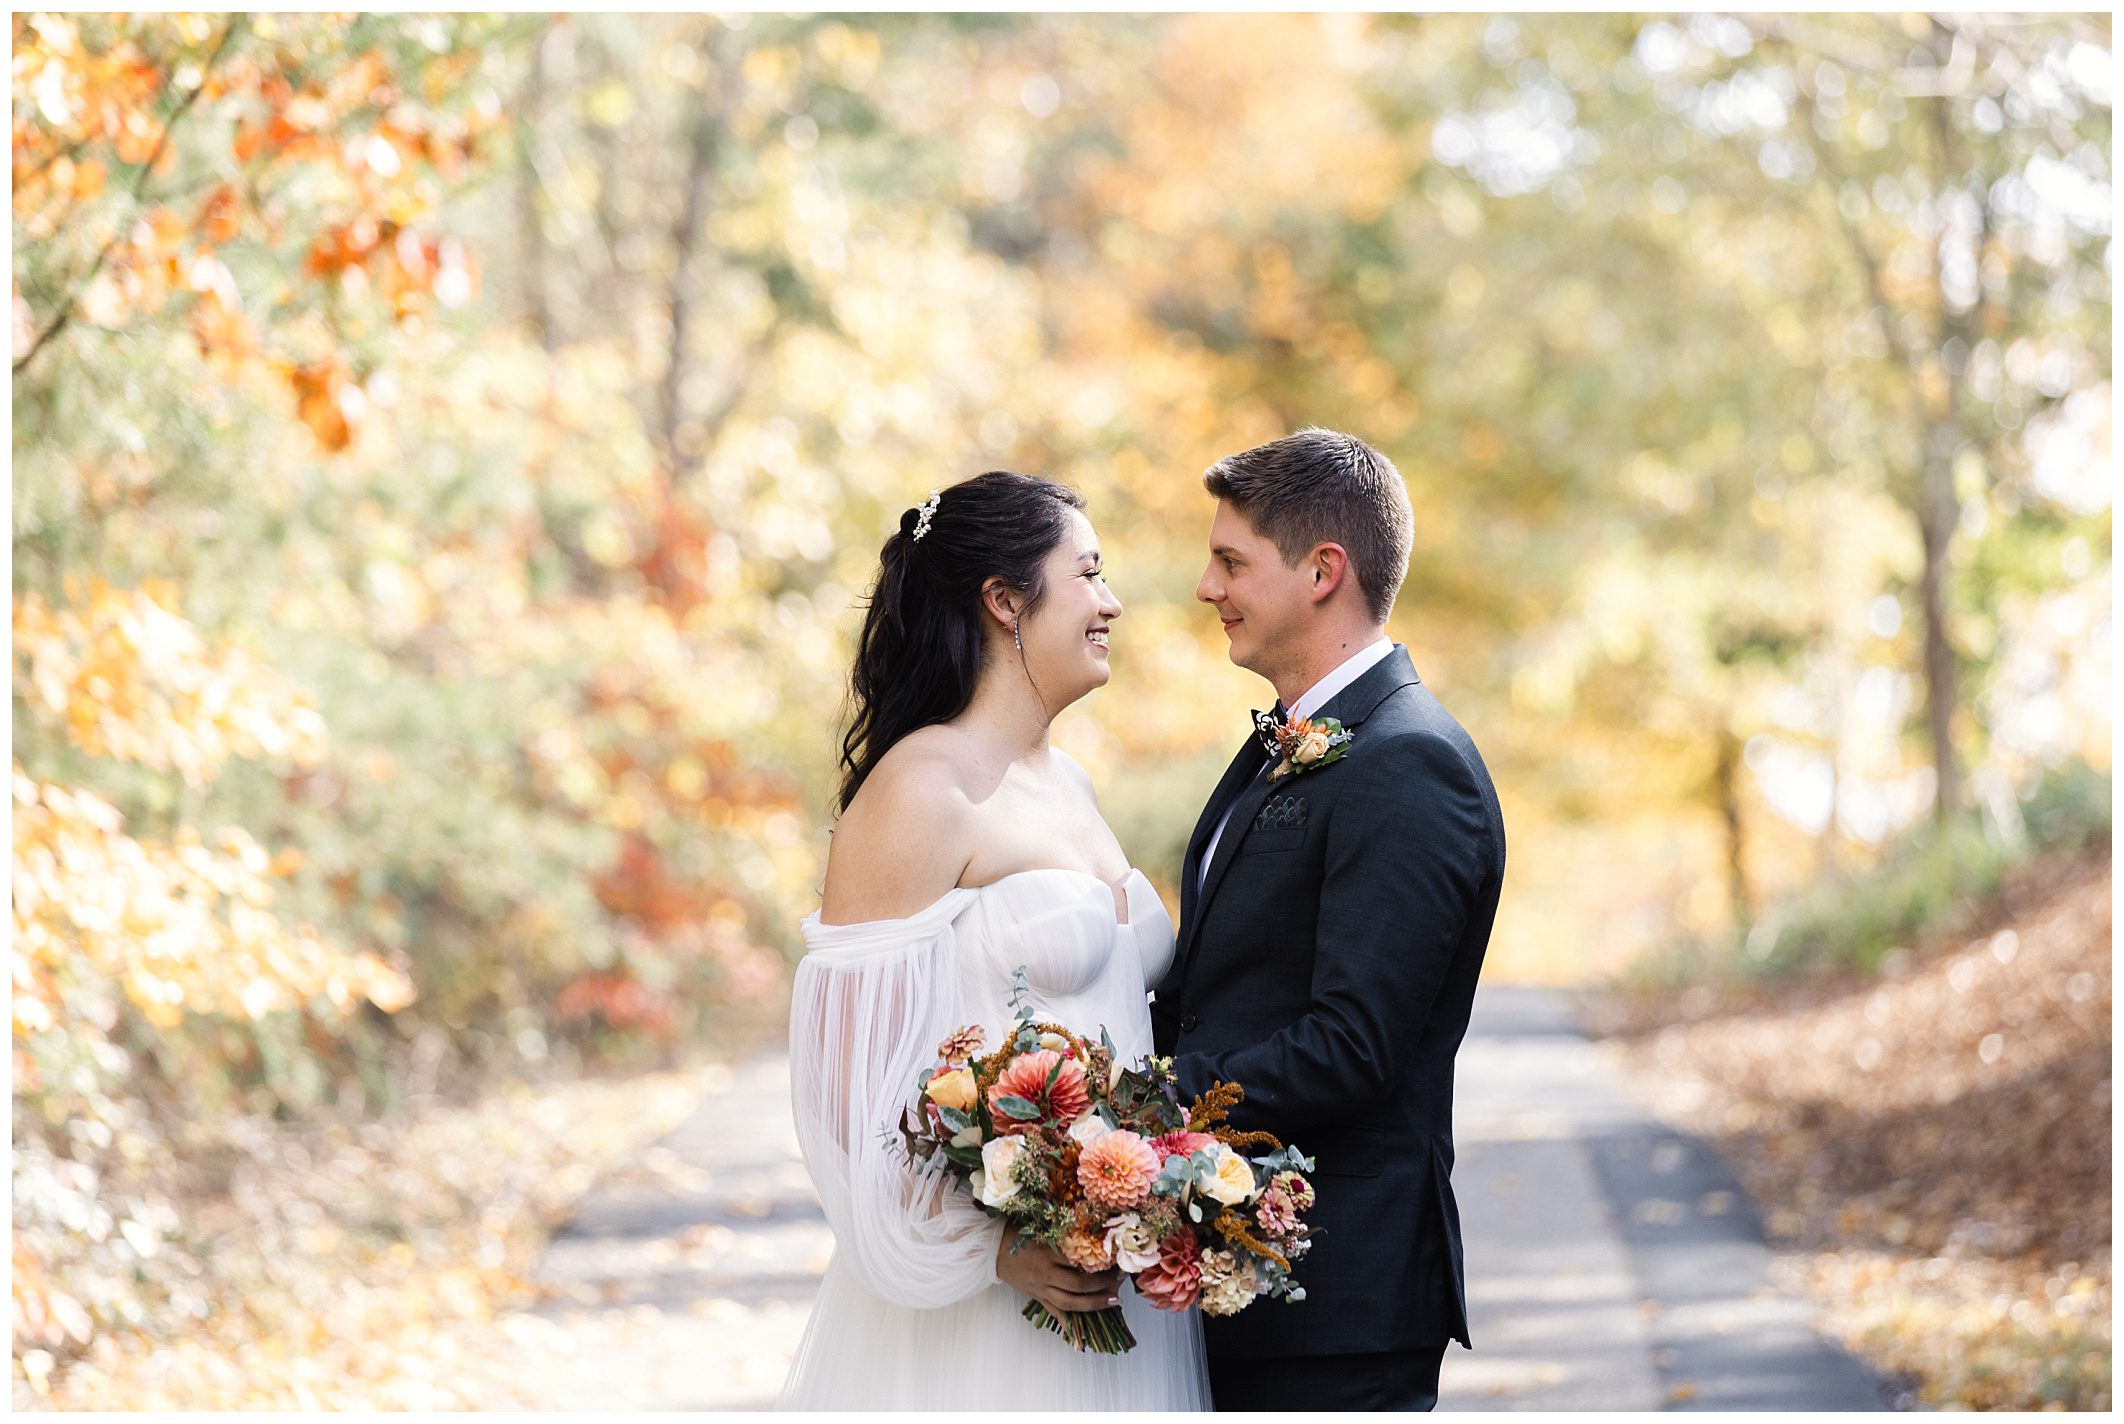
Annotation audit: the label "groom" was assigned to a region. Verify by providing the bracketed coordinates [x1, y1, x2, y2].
[1151, 429, 1506, 1412]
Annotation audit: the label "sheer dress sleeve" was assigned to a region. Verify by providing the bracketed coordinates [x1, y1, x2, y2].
[787, 889, 1007, 1309]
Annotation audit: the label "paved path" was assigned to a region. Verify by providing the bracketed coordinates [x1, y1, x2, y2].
[507, 986, 1892, 1410]
[1438, 986, 1889, 1410]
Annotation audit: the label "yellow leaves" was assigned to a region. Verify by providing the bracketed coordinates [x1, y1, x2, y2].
[10, 577, 402, 1052]
[739, 44, 800, 104]
[583, 79, 635, 128]
[12, 760, 419, 1035]
[1460, 422, 1504, 467]
[169, 13, 219, 46]
[812, 22, 882, 90]
[14, 579, 330, 786]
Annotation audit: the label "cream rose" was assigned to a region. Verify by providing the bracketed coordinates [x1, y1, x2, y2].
[1067, 1110, 1111, 1146]
[977, 1135, 1026, 1207]
[1037, 1030, 1071, 1053]
[923, 1066, 978, 1114]
[950, 1124, 984, 1149]
[1199, 1145, 1259, 1206]
[1294, 730, 1332, 764]
[1102, 1211, 1162, 1273]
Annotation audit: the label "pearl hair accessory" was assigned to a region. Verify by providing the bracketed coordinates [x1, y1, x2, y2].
[910, 488, 942, 542]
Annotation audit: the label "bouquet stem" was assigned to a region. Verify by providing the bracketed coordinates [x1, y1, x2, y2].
[1021, 1300, 1138, 1354]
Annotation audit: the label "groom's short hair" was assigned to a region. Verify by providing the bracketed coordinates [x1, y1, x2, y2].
[1203, 428, 1414, 624]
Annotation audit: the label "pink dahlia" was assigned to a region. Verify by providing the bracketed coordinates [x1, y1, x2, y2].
[1134, 1232, 1202, 1312]
[1151, 1130, 1218, 1163]
[935, 1025, 984, 1064]
[1077, 1129, 1161, 1211]
[987, 1050, 1091, 1130]
[1256, 1186, 1298, 1237]
[1058, 1226, 1115, 1273]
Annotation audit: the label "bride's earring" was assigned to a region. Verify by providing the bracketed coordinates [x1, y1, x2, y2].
[1012, 622, 1022, 652]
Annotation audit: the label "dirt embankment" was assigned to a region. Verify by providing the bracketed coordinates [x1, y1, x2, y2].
[1585, 846, 2112, 1411]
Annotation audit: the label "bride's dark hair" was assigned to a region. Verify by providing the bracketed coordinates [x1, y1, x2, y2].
[838, 470, 1085, 815]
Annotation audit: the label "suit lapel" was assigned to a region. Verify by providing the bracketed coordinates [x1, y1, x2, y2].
[1187, 758, 1280, 933]
[1179, 733, 1271, 937]
[1176, 644, 1423, 975]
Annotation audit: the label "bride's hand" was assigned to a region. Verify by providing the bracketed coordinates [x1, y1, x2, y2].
[995, 1227, 1122, 1314]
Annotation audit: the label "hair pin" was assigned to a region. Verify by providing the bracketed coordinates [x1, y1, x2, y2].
[910, 488, 942, 542]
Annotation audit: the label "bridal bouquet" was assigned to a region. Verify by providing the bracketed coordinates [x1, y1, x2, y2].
[900, 969, 1316, 1353]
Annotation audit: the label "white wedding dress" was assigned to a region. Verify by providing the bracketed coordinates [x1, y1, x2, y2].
[778, 866, 1212, 1411]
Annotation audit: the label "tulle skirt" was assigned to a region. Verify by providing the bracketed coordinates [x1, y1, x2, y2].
[778, 1251, 1212, 1411]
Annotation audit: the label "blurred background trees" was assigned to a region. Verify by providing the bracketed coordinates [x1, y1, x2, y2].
[11, 11, 2108, 1408]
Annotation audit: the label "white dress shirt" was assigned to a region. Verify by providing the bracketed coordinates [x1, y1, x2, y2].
[1196, 636, 1396, 894]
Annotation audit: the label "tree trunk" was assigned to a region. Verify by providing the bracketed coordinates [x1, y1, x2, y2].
[658, 96, 719, 477]
[1917, 430, 1962, 822]
[1917, 54, 1981, 825]
[515, 31, 554, 350]
[1713, 724, 1751, 932]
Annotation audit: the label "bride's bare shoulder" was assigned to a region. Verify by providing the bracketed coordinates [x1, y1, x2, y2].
[848, 724, 980, 811]
[822, 729, 977, 922]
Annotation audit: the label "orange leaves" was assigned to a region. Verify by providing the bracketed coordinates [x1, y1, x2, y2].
[188, 282, 257, 380]
[307, 217, 480, 319]
[230, 114, 271, 163]
[111, 104, 161, 165]
[14, 19, 159, 152]
[13, 578, 330, 787]
[380, 229, 479, 316]
[286, 360, 360, 450]
[15, 15, 492, 441]
[304, 214, 384, 277]
[553, 971, 676, 1040]
[198, 180, 242, 243]
[636, 486, 717, 611]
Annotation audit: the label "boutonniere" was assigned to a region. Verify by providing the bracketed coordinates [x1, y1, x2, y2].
[1254, 710, 1354, 783]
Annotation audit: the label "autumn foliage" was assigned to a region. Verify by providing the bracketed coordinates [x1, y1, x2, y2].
[12, 14, 798, 1403]
[13, 13, 489, 443]
[11, 10, 2109, 1410]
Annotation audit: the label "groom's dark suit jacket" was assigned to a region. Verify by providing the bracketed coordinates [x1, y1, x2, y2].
[1150, 643, 1505, 1361]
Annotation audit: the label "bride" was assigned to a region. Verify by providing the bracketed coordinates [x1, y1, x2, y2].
[777, 472, 1212, 1410]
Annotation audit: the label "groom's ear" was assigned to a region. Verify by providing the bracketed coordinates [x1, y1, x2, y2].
[1307, 543, 1351, 603]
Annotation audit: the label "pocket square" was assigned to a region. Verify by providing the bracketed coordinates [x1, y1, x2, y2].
[1254, 794, 1308, 832]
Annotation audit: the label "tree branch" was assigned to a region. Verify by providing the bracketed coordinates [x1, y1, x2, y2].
[14, 15, 248, 379]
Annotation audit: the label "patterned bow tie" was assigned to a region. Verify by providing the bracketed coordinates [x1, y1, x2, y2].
[1251, 702, 1288, 759]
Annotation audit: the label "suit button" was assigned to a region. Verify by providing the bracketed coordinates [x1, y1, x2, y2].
[1180, 1013, 1199, 1033]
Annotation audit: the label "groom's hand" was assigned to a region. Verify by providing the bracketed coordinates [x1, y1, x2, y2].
[995, 1228, 1121, 1314]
